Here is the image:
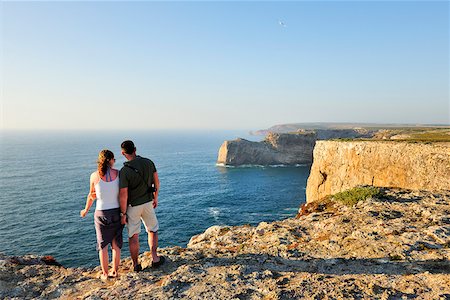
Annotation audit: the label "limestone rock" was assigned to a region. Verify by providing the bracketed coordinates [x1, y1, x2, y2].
[306, 141, 450, 202]
[217, 129, 379, 167]
[217, 133, 315, 166]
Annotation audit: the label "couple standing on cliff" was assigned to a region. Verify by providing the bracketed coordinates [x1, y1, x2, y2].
[80, 140, 165, 280]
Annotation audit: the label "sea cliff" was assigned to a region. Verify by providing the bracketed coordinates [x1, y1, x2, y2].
[217, 133, 315, 166]
[218, 126, 450, 167]
[306, 141, 450, 202]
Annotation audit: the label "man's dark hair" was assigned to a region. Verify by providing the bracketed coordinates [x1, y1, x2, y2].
[121, 140, 136, 154]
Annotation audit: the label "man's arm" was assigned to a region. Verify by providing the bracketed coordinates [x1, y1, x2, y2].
[152, 172, 160, 208]
[119, 187, 128, 224]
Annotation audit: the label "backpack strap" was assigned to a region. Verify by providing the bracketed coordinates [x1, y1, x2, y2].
[124, 163, 156, 193]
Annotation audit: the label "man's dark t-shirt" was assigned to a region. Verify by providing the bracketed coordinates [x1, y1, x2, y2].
[119, 156, 157, 207]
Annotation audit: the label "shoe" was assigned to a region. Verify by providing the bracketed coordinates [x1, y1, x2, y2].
[151, 256, 165, 269]
[133, 264, 142, 272]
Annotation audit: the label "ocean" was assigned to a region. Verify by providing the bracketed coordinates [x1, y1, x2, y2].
[0, 130, 310, 267]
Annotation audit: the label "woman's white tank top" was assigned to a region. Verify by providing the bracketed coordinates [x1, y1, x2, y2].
[95, 172, 120, 211]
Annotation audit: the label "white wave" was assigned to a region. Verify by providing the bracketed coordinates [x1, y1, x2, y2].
[282, 207, 299, 211]
[295, 164, 309, 167]
[239, 164, 266, 168]
[215, 163, 233, 168]
[216, 163, 309, 168]
[208, 207, 221, 221]
[215, 163, 264, 168]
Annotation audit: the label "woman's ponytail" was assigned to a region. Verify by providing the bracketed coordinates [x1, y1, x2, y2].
[97, 150, 114, 177]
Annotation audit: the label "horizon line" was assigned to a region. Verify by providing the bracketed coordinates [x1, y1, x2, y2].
[1, 122, 450, 132]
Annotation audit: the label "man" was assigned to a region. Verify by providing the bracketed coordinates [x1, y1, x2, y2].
[119, 140, 164, 271]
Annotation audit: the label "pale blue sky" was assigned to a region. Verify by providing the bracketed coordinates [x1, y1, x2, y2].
[1, 1, 449, 130]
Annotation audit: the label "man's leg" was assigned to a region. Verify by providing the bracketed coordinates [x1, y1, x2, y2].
[148, 231, 160, 262]
[141, 202, 160, 263]
[126, 204, 143, 271]
[129, 233, 140, 268]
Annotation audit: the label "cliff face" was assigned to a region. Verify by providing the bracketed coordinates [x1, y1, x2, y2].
[217, 133, 315, 166]
[306, 141, 450, 202]
[217, 129, 386, 167]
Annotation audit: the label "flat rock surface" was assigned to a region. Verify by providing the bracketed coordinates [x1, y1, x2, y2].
[2, 188, 450, 299]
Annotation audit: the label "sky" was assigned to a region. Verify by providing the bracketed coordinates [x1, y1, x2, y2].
[1, 1, 449, 130]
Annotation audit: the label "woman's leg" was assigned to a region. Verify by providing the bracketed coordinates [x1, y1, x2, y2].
[111, 238, 120, 276]
[99, 246, 109, 279]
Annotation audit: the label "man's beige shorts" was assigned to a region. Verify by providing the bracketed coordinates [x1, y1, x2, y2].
[126, 202, 159, 238]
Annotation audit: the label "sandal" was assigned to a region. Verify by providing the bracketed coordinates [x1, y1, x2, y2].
[108, 270, 118, 278]
[99, 273, 109, 281]
[133, 264, 143, 272]
[151, 256, 165, 269]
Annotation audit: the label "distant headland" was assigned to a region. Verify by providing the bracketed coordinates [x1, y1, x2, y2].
[217, 123, 450, 167]
[250, 122, 450, 136]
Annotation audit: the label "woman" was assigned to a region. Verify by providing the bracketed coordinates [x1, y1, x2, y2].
[80, 149, 123, 280]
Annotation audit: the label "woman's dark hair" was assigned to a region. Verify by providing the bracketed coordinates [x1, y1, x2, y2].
[121, 140, 135, 155]
[97, 149, 114, 177]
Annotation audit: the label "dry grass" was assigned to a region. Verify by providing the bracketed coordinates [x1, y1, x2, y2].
[331, 186, 383, 206]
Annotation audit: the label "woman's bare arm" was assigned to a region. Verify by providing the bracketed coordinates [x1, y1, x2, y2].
[80, 172, 97, 217]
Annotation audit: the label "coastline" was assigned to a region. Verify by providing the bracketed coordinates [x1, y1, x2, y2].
[216, 163, 310, 168]
[3, 135, 450, 298]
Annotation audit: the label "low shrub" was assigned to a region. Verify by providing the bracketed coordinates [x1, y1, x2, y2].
[332, 186, 383, 206]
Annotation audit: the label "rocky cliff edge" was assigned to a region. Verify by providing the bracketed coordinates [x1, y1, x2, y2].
[2, 188, 450, 299]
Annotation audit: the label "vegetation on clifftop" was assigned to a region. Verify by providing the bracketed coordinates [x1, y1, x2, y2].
[333, 127, 450, 142]
[331, 186, 383, 206]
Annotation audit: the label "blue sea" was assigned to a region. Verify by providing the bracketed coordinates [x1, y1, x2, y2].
[0, 130, 310, 267]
